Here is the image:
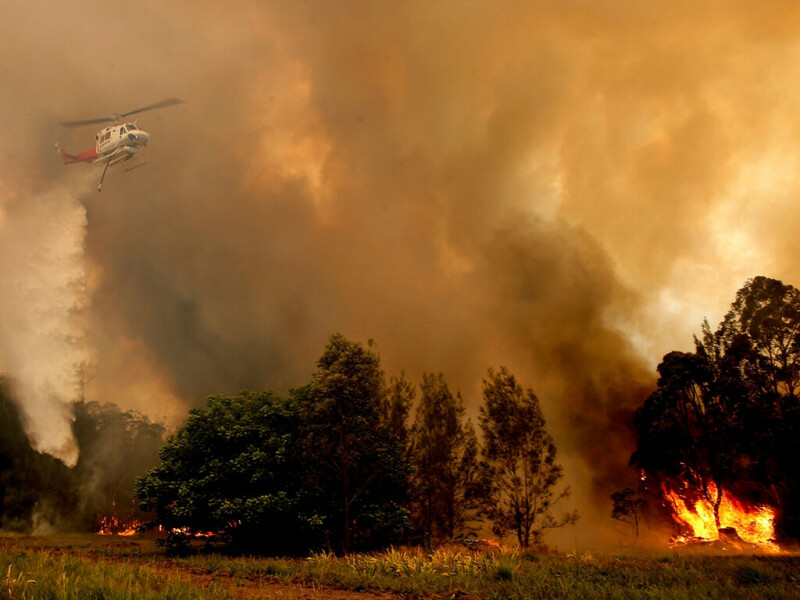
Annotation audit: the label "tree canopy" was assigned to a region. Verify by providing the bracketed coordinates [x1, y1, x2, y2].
[135, 391, 308, 553]
[298, 333, 410, 553]
[136, 333, 411, 553]
[3, 330, 578, 553]
[478, 367, 578, 548]
[409, 372, 480, 545]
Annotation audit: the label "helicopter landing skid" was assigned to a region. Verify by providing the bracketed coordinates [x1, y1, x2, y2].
[97, 156, 147, 192]
[123, 156, 148, 172]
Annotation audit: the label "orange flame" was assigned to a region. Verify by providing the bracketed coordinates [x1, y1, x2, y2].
[167, 526, 217, 538]
[663, 481, 779, 553]
[96, 514, 140, 536]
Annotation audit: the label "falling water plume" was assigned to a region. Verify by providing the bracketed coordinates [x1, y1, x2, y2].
[0, 177, 93, 467]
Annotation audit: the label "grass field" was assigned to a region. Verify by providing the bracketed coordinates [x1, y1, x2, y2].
[1, 534, 799, 599]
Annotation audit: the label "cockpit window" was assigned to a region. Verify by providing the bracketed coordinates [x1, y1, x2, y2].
[125, 124, 137, 132]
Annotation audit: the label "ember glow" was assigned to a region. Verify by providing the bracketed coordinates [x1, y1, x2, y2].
[96, 518, 220, 538]
[96, 514, 139, 537]
[663, 481, 779, 553]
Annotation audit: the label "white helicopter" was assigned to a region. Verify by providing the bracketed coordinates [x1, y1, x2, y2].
[56, 98, 184, 191]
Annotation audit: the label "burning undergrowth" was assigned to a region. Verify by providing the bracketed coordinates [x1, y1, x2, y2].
[0, 376, 166, 535]
[662, 478, 779, 553]
[96, 514, 139, 537]
[629, 277, 800, 552]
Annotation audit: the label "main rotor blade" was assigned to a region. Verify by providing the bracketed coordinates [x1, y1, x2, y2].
[59, 116, 115, 129]
[119, 97, 185, 119]
[59, 98, 185, 129]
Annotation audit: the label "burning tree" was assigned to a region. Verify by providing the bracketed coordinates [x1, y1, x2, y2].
[714, 276, 800, 539]
[631, 276, 800, 548]
[72, 400, 166, 532]
[631, 349, 734, 531]
[478, 367, 578, 548]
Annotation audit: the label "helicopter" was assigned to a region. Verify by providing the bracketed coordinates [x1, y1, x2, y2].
[56, 98, 184, 191]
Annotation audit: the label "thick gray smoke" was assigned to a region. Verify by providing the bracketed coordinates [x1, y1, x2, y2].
[4, 1, 800, 545]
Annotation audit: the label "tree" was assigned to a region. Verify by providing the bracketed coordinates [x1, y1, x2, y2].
[382, 372, 415, 453]
[630, 276, 800, 541]
[136, 334, 411, 554]
[409, 373, 481, 545]
[611, 487, 647, 541]
[72, 400, 166, 530]
[478, 367, 578, 548]
[299, 333, 410, 553]
[708, 277, 800, 538]
[716, 276, 800, 407]
[630, 350, 734, 529]
[135, 391, 309, 553]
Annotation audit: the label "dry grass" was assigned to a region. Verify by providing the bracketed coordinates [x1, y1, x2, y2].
[2, 534, 799, 599]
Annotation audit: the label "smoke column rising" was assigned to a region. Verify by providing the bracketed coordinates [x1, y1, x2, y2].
[5, 1, 800, 545]
[0, 176, 93, 467]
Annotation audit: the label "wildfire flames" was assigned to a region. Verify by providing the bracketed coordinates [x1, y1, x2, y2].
[96, 515, 218, 539]
[662, 481, 779, 553]
[96, 514, 139, 536]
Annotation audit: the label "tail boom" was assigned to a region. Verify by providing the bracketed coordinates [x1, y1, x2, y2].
[57, 145, 98, 164]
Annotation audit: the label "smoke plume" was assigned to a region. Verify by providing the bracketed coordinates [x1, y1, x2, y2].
[4, 1, 800, 544]
[0, 175, 93, 467]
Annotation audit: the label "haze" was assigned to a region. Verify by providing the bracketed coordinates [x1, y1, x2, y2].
[3, 1, 800, 545]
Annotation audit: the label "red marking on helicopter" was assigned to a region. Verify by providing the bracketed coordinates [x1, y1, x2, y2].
[58, 147, 98, 164]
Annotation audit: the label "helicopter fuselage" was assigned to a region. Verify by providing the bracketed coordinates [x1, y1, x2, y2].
[58, 122, 150, 166]
[94, 122, 150, 165]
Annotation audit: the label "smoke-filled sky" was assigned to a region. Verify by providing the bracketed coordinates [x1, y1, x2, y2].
[4, 0, 800, 545]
